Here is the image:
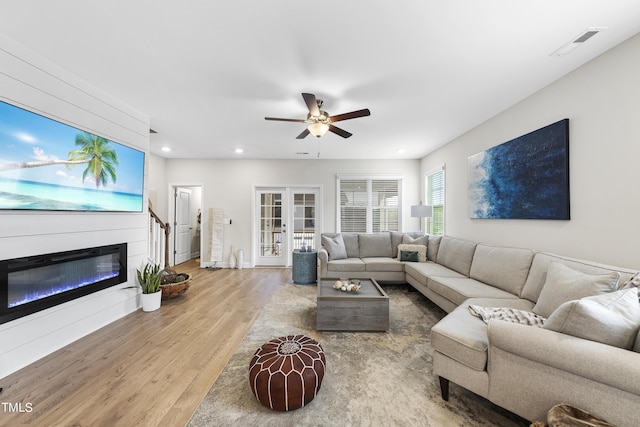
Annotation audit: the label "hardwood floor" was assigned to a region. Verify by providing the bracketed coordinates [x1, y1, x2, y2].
[0, 260, 290, 426]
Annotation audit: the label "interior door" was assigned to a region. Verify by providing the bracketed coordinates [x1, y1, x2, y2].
[255, 190, 287, 266]
[174, 187, 191, 265]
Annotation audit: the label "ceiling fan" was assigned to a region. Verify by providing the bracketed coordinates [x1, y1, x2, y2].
[265, 93, 370, 139]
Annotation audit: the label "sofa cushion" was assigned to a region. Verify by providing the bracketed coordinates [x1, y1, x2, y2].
[427, 277, 521, 307]
[404, 261, 465, 287]
[359, 233, 393, 258]
[391, 232, 404, 258]
[634, 329, 640, 353]
[427, 235, 442, 262]
[325, 258, 366, 272]
[321, 234, 348, 260]
[532, 262, 620, 318]
[469, 244, 534, 297]
[341, 233, 360, 258]
[436, 236, 477, 276]
[397, 243, 426, 262]
[544, 288, 640, 349]
[363, 257, 404, 272]
[431, 297, 536, 371]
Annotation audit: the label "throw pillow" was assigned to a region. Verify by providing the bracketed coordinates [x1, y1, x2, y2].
[543, 287, 640, 349]
[321, 234, 347, 261]
[402, 234, 428, 247]
[621, 272, 640, 289]
[532, 262, 620, 318]
[400, 250, 419, 262]
[397, 244, 426, 262]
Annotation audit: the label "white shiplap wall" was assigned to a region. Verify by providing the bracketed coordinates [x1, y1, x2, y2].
[0, 34, 150, 378]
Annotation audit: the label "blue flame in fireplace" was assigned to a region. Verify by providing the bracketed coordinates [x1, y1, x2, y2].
[7, 252, 122, 309]
[8, 271, 120, 308]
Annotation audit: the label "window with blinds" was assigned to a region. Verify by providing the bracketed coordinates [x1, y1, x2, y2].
[425, 166, 445, 235]
[337, 176, 401, 233]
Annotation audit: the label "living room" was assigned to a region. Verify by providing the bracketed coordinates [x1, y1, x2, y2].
[1, 2, 639, 426]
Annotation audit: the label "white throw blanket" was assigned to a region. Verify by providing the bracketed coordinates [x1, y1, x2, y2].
[468, 305, 546, 327]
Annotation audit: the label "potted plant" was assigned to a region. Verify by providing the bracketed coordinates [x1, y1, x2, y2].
[137, 262, 163, 312]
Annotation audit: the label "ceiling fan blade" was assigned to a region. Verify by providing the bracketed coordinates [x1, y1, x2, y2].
[329, 108, 371, 123]
[302, 93, 320, 116]
[329, 124, 352, 138]
[265, 117, 307, 123]
[296, 129, 310, 139]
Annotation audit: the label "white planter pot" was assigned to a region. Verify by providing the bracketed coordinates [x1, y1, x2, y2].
[228, 245, 237, 269]
[141, 290, 162, 312]
[237, 249, 244, 269]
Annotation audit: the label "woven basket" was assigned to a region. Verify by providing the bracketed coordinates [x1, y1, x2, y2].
[160, 274, 191, 299]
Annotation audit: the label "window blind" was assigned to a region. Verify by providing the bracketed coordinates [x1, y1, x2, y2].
[426, 166, 445, 235]
[371, 179, 399, 232]
[338, 176, 401, 233]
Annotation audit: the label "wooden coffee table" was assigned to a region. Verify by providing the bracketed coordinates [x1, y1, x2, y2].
[316, 278, 389, 331]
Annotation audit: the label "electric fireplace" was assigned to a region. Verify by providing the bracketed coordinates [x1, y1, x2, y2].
[0, 243, 127, 324]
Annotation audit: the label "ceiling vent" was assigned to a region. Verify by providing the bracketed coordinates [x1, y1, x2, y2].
[551, 27, 606, 56]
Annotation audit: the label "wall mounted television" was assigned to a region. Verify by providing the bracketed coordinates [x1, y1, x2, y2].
[0, 100, 145, 212]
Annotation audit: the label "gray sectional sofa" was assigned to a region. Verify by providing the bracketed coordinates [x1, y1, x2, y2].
[318, 232, 640, 426]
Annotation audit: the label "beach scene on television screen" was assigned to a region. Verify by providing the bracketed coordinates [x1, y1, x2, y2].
[0, 101, 144, 212]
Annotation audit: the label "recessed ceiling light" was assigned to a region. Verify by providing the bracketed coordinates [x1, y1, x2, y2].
[235, 148, 244, 154]
[397, 148, 406, 154]
[161, 146, 171, 152]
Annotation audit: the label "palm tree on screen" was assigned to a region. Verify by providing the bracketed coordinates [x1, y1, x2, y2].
[0, 132, 120, 189]
[68, 132, 119, 188]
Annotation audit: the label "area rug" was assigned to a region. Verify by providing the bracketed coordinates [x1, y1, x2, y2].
[187, 283, 530, 427]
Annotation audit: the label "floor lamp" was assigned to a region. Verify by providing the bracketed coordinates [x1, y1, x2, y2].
[411, 205, 433, 232]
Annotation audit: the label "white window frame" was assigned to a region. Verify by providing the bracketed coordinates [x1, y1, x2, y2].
[424, 165, 445, 235]
[336, 174, 403, 233]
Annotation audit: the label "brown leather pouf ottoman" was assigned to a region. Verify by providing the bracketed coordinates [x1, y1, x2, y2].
[249, 334, 326, 411]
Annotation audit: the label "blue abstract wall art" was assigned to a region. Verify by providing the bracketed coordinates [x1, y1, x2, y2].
[467, 119, 569, 220]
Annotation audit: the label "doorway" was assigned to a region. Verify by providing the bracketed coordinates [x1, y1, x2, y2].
[254, 186, 321, 267]
[169, 184, 203, 267]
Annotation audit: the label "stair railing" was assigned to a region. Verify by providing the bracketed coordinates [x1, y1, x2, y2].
[149, 206, 171, 269]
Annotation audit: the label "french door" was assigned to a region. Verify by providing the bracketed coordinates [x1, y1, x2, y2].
[254, 187, 321, 267]
[255, 190, 286, 266]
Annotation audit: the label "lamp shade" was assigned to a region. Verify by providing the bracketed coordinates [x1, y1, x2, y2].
[308, 123, 329, 137]
[411, 205, 433, 218]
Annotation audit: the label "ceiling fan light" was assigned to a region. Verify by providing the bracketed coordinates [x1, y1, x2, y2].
[308, 123, 329, 138]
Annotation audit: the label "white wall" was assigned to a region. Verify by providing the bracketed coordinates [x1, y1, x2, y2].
[157, 158, 421, 266]
[148, 153, 168, 219]
[0, 35, 150, 378]
[421, 33, 640, 269]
